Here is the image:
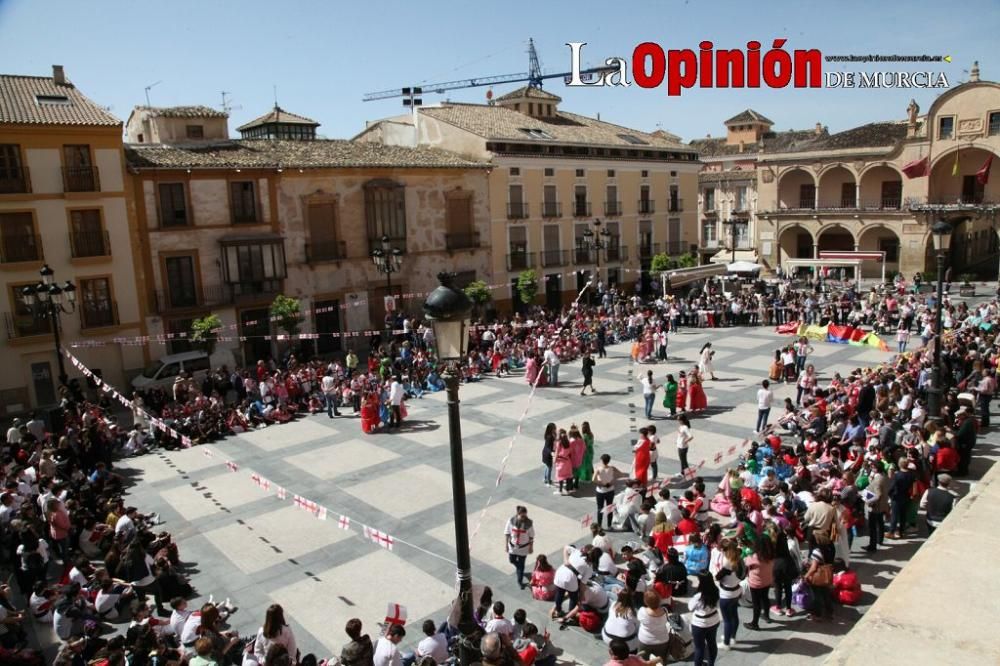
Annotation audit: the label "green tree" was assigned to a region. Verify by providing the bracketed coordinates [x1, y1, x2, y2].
[677, 252, 698, 268]
[270, 294, 302, 336]
[517, 270, 538, 305]
[464, 280, 492, 319]
[649, 252, 672, 273]
[190, 314, 223, 354]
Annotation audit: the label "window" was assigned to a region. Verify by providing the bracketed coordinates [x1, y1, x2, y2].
[69, 209, 107, 257]
[528, 103, 534, 115]
[0, 144, 27, 193]
[63, 144, 97, 192]
[35, 94, 70, 105]
[669, 185, 680, 212]
[575, 169, 585, 178]
[164, 256, 198, 309]
[544, 168, 554, 177]
[517, 127, 554, 140]
[880, 181, 902, 208]
[605, 185, 620, 215]
[641, 170, 649, 178]
[508, 226, 528, 270]
[165, 318, 193, 354]
[7, 282, 51, 337]
[364, 180, 407, 252]
[939, 116, 954, 139]
[445, 193, 476, 250]
[508, 184, 526, 219]
[989, 112, 1000, 136]
[0, 212, 39, 263]
[306, 200, 343, 261]
[574, 185, 589, 216]
[185, 356, 211, 374]
[799, 184, 816, 209]
[229, 181, 257, 223]
[702, 221, 717, 242]
[79, 277, 116, 329]
[962, 175, 985, 204]
[877, 238, 900, 262]
[607, 170, 615, 178]
[735, 186, 748, 210]
[704, 187, 716, 211]
[221, 239, 287, 297]
[186, 125, 204, 139]
[840, 182, 856, 208]
[158, 183, 189, 227]
[670, 170, 677, 177]
[509, 167, 520, 176]
[617, 134, 649, 145]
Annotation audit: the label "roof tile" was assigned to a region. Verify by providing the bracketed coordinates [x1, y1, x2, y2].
[133, 105, 228, 119]
[237, 106, 319, 131]
[0, 74, 119, 126]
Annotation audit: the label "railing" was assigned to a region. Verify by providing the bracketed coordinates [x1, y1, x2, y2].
[0, 167, 30, 194]
[572, 201, 591, 217]
[69, 229, 110, 258]
[604, 201, 622, 216]
[0, 233, 43, 263]
[772, 198, 905, 213]
[445, 232, 480, 251]
[663, 241, 687, 255]
[507, 202, 529, 219]
[152, 284, 233, 313]
[736, 238, 753, 250]
[703, 206, 718, 216]
[637, 199, 655, 214]
[574, 246, 593, 265]
[606, 244, 627, 263]
[731, 206, 751, 216]
[540, 249, 569, 267]
[228, 280, 282, 302]
[702, 238, 720, 249]
[506, 251, 534, 271]
[3, 311, 51, 339]
[639, 243, 661, 258]
[668, 198, 684, 213]
[80, 301, 119, 330]
[798, 199, 816, 209]
[305, 240, 347, 262]
[62, 166, 100, 193]
[541, 201, 562, 218]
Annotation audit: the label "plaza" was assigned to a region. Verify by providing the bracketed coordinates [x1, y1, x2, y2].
[108, 325, 995, 664]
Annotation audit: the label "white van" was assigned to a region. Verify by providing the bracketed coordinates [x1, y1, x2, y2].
[131, 349, 236, 391]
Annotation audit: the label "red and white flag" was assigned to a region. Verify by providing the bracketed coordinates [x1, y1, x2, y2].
[384, 603, 407, 626]
[250, 473, 261, 487]
[727, 445, 738, 456]
[293, 495, 307, 510]
[259, 477, 271, 492]
[684, 467, 698, 481]
[580, 513, 593, 528]
[370, 529, 394, 550]
[713, 452, 723, 464]
[603, 504, 615, 516]
[226, 461, 239, 473]
[672, 533, 691, 548]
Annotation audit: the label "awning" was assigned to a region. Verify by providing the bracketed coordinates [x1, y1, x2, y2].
[727, 260, 761, 273]
[710, 249, 758, 264]
[661, 263, 728, 288]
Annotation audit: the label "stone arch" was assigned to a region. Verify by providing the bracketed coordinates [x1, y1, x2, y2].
[778, 223, 817, 266]
[817, 223, 857, 251]
[777, 167, 817, 210]
[857, 224, 901, 279]
[929, 145, 1000, 205]
[817, 164, 858, 208]
[858, 164, 903, 210]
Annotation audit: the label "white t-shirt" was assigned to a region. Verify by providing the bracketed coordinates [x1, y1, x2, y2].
[485, 617, 513, 637]
[416, 633, 449, 662]
[637, 607, 671, 645]
[676, 425, 692, 450]
[553, 564, 580, 592]
[373, 636, 402, 666]
[757, 388, 774, 409]
[641, 376, 656, 395]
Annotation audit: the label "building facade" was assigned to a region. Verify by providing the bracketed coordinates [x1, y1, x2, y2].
[357, 87, 700, 309]
[0, 66, 145, 413]
[689, 110, 823, 266]
[125, 107, 490, 366]
[755, 65, 1000, 280]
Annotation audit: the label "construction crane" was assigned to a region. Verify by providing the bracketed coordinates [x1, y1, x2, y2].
[362, 38, 616, 103]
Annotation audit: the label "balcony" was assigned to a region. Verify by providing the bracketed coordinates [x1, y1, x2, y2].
[507, 202, 529, 219]
[702, 238, 720, 249]
[0, 167, 30, 194]
[604, 201, 622, 216]
[305, 240, 347, 263]
[574, 246, 593, 265]
[703, 206, 718, 216]
[637, 199, 655, 215]
[540, 249, 569, 268]
[227, 280, 282, 302]
[541, 201, 562, 218]
[769, 198, 905, 214]
[445, 232, 481, 251]
[152, 284, 234, 314]
[69, 230, 111, 258]
[80, 301, 119, 330]
[639, 243, 661, 259]
[3, 312, 51, 340]
[668, 198, 684, 213]
[605, 244, 628, 263]
[62, 166, 100, 193]
[572, 201, 591, 217]
[506, 251, 534, 271]
[0, 233, 43, 264]
[664, 241, 687, 256]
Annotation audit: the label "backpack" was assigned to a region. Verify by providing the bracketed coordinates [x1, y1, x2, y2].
[577, 609, 601, 633]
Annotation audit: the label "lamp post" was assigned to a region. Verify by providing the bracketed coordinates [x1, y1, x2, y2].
[19, 264, 77, 388]
[582, 218, 612, 301]
[422, 272, 476, 665]
[371, 234, 403, 337]
[722, 218, 738, 264]
[927, 220, 953, 421]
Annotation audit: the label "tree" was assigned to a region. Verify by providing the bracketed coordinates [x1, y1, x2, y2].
[677, 252, 698, 268]
[190, 314, 223, 354]
[649, 252, 672, 273]
[464, 280, 492, 319]
[517, 270, 538, 305]
[270, 294, 302, 336]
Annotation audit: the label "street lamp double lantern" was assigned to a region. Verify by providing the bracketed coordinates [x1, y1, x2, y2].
[423, 272, 473, 362]
[371, 234, 403, 273]
[931, 219, 953, 255]
[927, 219, 953, 421]
[18, 264, 77, 388]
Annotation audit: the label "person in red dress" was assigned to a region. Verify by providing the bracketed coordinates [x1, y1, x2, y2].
[632, 428, 652, 487]
[687, 368, 709, 412]
[676, 371, 688, 412]
[360, 392, 381, 434]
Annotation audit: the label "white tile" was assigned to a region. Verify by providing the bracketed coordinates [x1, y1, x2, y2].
[343, 464, 482, 518]
[201, 505, 352, 573]
[464, 437, 542, 477]
[237, 419, 338, 451]
[156, 470, 264, 522]
[285, 440, 400, 479]
[396, 418, 494, 448]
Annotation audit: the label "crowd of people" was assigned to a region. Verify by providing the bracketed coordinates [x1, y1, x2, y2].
[0, 273, 995, 666]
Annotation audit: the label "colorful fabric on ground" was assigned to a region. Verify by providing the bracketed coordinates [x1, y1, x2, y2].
[775, 321, 801, 334]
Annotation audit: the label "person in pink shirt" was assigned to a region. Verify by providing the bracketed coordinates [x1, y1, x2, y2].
[568, 424, 586, 492]
[744, 537, 776, 630]
[45, 497, 71, 563]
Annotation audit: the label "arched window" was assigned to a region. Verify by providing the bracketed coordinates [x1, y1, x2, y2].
[364, 180, 406, 253]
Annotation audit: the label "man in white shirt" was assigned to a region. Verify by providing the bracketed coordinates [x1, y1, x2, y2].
[6, 419, 22, 445]
[373, 623, 405, 666]
[410, 619, 449, 664]
[321, 371, 341, 418]
[484, 601, 513, 637]
[543, 347, 560, 386]
[388, 376, 405, 429]
[114, 507, 138, 543]
[756, 379, 774, 433]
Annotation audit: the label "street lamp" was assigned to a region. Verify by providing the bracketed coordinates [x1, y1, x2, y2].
[582, 218, 612, 299]
[19, 264, 76, 387]
[372, 234, 404, 337]
[422, 272, 476, 665]
[722, 218, 739, 264]
[927, 220, 952, 421]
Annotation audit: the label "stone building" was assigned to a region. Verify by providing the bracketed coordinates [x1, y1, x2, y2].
[356, 87, 700, 310]
[689, 110, 821, 265]
[755, 65, 1000, 279]
[0, 66, 145, 413]
[124, 106, 490, 365]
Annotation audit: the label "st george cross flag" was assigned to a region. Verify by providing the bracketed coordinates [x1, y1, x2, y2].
[259, 478, 271, 492]
[713, 452, 723, 464]
[225, 461, 239, 473]
[340, 515, 354, 530]
[384, 603, 407, 626]
[727, 445, 738, 456]
[250, 473, 261, 487]
[603, 503, 615, 516]
[370, 529, 394, 550]
[580, 513, 593, 528]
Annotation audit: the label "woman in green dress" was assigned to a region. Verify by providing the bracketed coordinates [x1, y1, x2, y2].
[576, 421, 595, 485]
[662, 374, 679, 419]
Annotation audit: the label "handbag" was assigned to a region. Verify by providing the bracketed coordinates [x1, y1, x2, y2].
[808, 563, 834, 587]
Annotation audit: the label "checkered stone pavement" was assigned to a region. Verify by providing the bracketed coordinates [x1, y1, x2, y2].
[119, 325, 942, 664]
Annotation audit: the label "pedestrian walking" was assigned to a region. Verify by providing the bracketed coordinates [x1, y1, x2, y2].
[581, 351, 596, 395]
[699, 343, 718, 380]
[641, 370, 658, 419]
[505, 506, 534, 589]
[542, 423, 556, 487]
[676, 415, 693, 474]
[756, 380, 773, 433]
[662, 374, 678, 419]
[321, 370, 341, 418]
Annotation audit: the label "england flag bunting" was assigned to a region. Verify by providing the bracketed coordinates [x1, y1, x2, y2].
[276, 486, 287, 500]
[338, 515, 350, 530]
[384, 603, 407, 626]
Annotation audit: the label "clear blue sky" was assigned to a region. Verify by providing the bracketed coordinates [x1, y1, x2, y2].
[1, 0, 998, 142]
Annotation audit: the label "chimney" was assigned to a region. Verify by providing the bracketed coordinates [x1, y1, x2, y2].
[970, 61, 980, 82]
[738, 140, 745, 153]
[814, 122, 823, 136]
[52, 65, 66, 86]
